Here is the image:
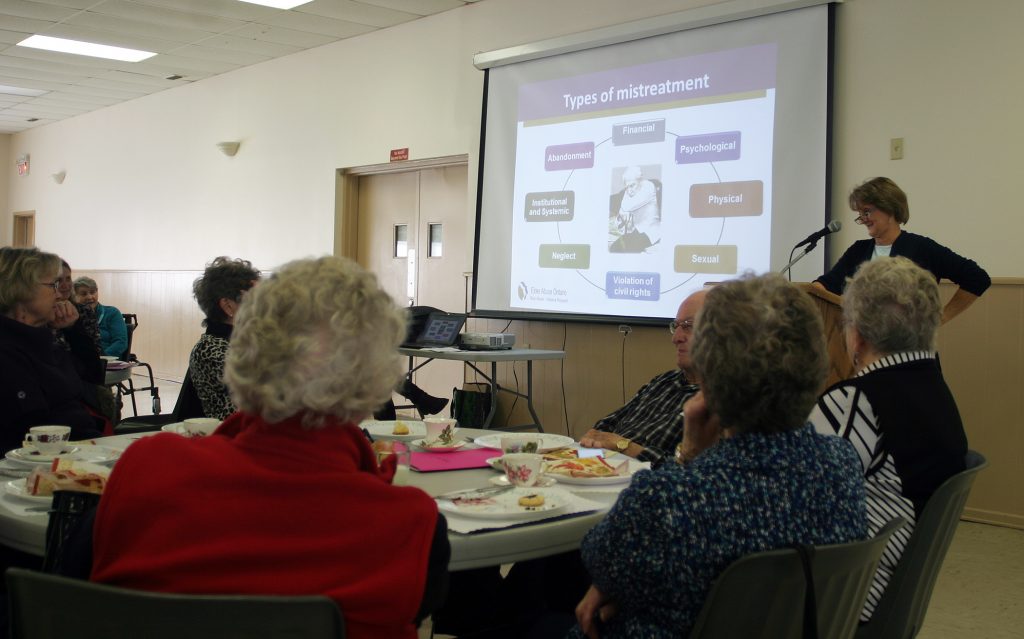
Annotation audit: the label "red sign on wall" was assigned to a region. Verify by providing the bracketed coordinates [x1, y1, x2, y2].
[390, 148, 409, 162]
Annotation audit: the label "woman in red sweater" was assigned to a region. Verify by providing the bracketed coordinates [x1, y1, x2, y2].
[91, 256, 449, 639]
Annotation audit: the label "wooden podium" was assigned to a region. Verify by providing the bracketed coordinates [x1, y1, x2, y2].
[799, 284, 854, 388]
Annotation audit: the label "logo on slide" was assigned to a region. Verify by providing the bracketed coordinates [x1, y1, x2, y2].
[517, 281, 529, 301]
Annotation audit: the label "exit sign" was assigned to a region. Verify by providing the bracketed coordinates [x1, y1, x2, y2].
[390, 148, 409, 162]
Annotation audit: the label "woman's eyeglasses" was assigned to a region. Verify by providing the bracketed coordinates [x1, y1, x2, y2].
[37, 279, 60, 292]
[853, 207, 878, 225]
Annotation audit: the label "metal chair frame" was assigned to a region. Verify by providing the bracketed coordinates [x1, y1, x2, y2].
[115, 313, 162, 417]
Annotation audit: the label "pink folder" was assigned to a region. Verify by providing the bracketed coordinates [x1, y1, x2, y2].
[410, 447, 500, 472]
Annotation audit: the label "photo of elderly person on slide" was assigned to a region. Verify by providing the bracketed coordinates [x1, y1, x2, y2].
[609, 165, 662, 253]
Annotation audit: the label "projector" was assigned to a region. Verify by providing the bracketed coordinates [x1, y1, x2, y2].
[460, 332, 516, 350]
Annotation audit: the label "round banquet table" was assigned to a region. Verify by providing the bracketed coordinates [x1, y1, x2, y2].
[0, 429, 626, 570]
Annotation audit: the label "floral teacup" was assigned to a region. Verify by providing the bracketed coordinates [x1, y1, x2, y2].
[501, 453, 543, 487]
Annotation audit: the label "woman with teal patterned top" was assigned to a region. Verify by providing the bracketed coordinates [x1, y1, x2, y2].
[570, 274, 868, 639]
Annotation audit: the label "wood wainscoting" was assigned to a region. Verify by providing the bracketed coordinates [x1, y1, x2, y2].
[77, 270, 205, 382]
[80, 272, 1023, 528]
[935, 279, 1024, 529]
[468, 278, 1024, 529]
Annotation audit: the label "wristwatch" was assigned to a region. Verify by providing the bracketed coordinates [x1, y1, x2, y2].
[616, 438, 631, 452]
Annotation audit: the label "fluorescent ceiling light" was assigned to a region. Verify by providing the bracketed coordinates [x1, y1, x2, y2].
[17, 35, 156, 62]
[0, 84, 48, 97]
[238, 0, 313, 9]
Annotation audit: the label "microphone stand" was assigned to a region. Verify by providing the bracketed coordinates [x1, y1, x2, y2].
[780, 238, 820, 279]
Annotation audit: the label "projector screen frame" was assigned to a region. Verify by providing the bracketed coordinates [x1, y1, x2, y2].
[470, 1, 838, 327]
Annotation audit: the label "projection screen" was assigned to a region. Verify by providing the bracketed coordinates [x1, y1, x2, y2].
[473, 2, 835, 324]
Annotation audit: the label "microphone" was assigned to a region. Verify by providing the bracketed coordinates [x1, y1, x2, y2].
[794, 219, 842, 248]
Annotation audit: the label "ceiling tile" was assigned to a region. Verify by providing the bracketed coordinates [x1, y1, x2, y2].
[0, 15, 61, 35]
[188, 32, 301, 57]
[258, 11, 376, 39]
[42, 22, 182, 52]
[295, 0, 419, 29]
[63, 11, 223, 44]
[14, 0, 97, 10]
[134, 52, 239, 74]
[85, 0, 247, 32]
[358, 0, 466, 17]
[0, 0, 81, 21]
[99, 68, 189, 87]
[224, 22, 336, 48]
[0, 0, 474, 132]
[167, 44, 269, 66]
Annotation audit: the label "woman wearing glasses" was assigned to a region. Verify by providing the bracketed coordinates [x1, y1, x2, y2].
[0, 247, 105, 453]
[813, 177, 989, 324]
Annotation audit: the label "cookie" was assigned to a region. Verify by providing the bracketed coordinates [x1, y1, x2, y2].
[518, 493, 545, 508]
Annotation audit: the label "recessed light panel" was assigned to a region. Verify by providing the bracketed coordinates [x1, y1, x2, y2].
[0, 84, 48, 97]
[238, 0, 313, 9]
[17, 35, 156, 62]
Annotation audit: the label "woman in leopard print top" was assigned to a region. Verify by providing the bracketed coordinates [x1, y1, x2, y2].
[188, 257, 260, 420]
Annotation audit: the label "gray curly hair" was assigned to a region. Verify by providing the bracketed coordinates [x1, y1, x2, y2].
[691, 273, 827, 435]
[224, 256, 406, 428]
[843, 257, 941, 354]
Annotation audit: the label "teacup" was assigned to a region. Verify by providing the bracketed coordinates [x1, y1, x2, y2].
[424, 417, 457, 446]
[374, 441, 411, 487]
[500, 435, 541, 455]
[182, 418, 220, 438]
[501, 453, 544, 487]
[25, 425, 71, 455]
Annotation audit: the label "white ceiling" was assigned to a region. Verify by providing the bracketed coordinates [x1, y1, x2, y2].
[0, 0, 480, 134]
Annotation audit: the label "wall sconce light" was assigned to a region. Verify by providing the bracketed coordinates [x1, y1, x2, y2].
[217, 141, 241, 157]
[51, 171, 66, 184]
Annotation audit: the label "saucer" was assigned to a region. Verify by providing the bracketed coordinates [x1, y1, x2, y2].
[413, 439, 468, 453]
[488, 474, 556, 488]
[6, 446, 79, 464]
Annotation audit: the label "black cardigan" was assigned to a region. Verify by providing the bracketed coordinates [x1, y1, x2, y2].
[821, 356, 968, 513]
[815, 231, 990, 296]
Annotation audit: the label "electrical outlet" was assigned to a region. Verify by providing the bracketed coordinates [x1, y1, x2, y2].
[890, 137, 904, 160]
[618, 324, 632, 335]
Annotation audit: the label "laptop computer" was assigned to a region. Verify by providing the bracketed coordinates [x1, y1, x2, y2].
[402, 311, 466, 349]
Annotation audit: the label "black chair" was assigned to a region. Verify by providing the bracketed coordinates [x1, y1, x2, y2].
[855, 450, 988, 639]
[6, 568, 346, 639]
[689, 517, 906, 639]
[115, 313, 162, 418]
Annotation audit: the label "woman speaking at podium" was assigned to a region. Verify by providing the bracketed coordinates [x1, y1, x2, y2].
[813, 177, 990, 324]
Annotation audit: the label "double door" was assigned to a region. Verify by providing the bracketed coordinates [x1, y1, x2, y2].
[355, 164, 469, 406]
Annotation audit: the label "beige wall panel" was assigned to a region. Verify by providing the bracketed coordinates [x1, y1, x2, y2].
[76, 270, 204, 383]
[465, 317, 676, 438]
[936, 281, 1024, 528]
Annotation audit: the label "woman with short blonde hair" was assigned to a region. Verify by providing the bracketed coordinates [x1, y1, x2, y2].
[0, 247, 105, 452]
[814, 177, 989, 324]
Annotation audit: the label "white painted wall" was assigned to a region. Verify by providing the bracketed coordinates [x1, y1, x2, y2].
[3, 0, 1022, 277]
[827, 0, 1024, 276]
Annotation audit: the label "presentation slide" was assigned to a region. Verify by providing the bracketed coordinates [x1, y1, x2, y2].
[510, 44, 775, 318]
[474, 5, 831, 323]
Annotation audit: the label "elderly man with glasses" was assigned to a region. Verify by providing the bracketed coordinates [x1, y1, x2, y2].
[578, 289, 706, 466]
